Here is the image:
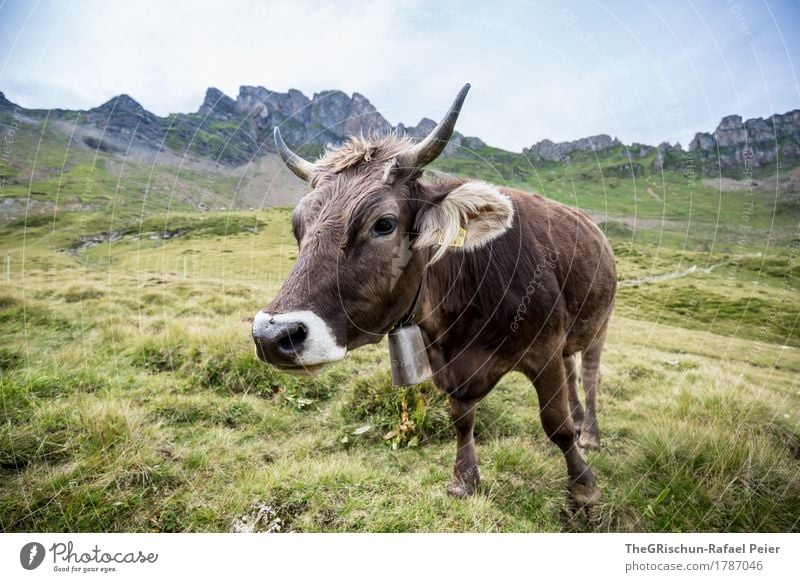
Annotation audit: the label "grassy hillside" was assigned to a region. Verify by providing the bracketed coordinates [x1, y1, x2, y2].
[0, 110, 307, 221]
[5, 112, 799, 246]
[0, 204, 798, 532]
[1, 111, 799, 532]
[431, 144, 800, 251]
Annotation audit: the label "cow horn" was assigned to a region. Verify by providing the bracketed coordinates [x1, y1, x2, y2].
[274, 127, 316, 182]
[397, 83, 471, 170]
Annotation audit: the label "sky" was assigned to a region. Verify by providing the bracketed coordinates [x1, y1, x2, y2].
[0, 0, 798, 152]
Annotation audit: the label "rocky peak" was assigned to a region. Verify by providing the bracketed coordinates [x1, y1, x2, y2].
[236, 86, 310, 127]
[396, 117, 468, 155]
[690, 110, 800, 152]
[394, 117, 486, 156]
[198, 87, 237, 119]
[687, 109, 800, 173]
[688, 132, 715, 151]
[397, 117, 436, 140]
[309, 90, 353, 136]
[576, 134, 620, 151]
[90, 94, 147, 115]
[307, 90, 392, 140]
[713, 115, 747, 148]
[84, 94, 162, 141]
[717, 114, 743, 130]
[524, 134, 621, 162]
[231, 86, 394, 149]
[345, 92, 392, 137]
[0, 91, 14, 109]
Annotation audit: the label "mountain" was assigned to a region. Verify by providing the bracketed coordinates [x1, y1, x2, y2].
[2, 86, 798, 176]
[686, 111, 800, 172]
[524, 134, 624, 161]
[522, 112, 800, 177]
[0, 87, 487, 168]
[1, 86, 799, 227]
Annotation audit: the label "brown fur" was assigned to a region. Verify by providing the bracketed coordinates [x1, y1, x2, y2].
[260, 133, 617, 505]
[314, 134, 415, 178]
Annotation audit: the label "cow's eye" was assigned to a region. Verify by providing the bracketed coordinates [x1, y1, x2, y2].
[371, 216, 397, 237]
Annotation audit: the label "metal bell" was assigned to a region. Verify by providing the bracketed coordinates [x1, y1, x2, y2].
[388, 324, 433, 386]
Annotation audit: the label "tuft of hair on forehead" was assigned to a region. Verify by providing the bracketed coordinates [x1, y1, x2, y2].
[315, 133, 415, 176]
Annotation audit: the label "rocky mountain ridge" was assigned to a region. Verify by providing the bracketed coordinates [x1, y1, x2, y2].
[686, 110, 800, 173]
[524, 134, 623, 161]
[1, 87, 798, 175]
[523, 111, 800, 175]
[0, 87, 486, 166]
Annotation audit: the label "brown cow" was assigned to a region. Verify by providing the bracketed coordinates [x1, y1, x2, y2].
[252, 84, 616, 506]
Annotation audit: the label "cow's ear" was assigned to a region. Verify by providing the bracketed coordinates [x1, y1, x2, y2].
[414, 181, 514, 263]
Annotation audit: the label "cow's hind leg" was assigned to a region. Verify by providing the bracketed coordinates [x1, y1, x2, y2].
[446, 397, 481, 498]
[529, 357, 599, 506]
[578, 327, 608, 451]
[564, 353, 584, 434]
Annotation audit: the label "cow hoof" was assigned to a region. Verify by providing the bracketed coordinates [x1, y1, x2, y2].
[578, 431, 600, 451]
[569, 481, 601, 507]
[447, 479, 477, 498]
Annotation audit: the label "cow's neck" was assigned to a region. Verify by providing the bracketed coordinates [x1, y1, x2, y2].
[417, 246, 511, 339]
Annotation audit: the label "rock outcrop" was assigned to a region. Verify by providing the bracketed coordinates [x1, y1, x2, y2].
[198, 87, 237, 120]
[395, 117, 485, 156]
[2, 85, 798, 176]
[0, 86, 488, 165]
[230, 86, 393, 149]
[686, 110, 800, 174]
[195, 86, 490, 158]
[0, 91, 15, 109]
[523, 134, 621, 162]
[652, 142, 684, 172]
[520, 110, 800, 176]
[196, 86, 491, 159]
[84, 94, 165, 143]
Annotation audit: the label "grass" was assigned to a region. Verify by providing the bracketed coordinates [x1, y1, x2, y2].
[0, 204, 798, 532]
[430, 144, 799, 252]
[1, 112, 799, 531]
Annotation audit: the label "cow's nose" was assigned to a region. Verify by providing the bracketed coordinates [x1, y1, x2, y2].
[252, 313, 308, 366]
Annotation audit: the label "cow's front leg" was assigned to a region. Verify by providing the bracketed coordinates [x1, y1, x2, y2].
[446, 397, 480, 498]
[427, 343, 499, 499]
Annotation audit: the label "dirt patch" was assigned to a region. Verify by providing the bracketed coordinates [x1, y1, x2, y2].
[702, 177, 760, 191]
[618, 253, 762, 286]
[587, 212, 684, 231]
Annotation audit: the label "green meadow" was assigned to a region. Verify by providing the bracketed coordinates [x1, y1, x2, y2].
[1, 123, 799, 531]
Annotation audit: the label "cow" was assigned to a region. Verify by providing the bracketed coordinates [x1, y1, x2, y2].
[252, 84, 616, 506]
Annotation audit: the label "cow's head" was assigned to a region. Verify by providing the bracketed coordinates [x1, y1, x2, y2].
[252, 84, 514, 372]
